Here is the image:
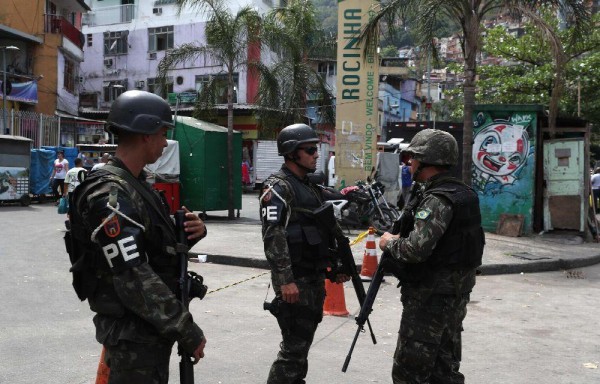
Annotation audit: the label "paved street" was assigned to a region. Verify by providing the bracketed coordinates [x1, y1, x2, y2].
[0, 197, 599, 383]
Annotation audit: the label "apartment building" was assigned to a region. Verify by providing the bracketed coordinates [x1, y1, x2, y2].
[79, 0, 281, 143]
[0, 0, 103, 146]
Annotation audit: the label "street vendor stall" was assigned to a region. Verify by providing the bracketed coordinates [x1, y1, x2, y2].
[171, 116, 242, 214]
[0, 135, 32, 206]
[144, 140, 181, 214]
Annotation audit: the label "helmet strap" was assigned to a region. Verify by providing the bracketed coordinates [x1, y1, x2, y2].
[412, 163, 430, 182]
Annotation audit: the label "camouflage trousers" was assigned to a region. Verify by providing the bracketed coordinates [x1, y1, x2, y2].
[105, 340, 174, 384]
[267, 278, 326, 384]
[392, 293, 470, 384]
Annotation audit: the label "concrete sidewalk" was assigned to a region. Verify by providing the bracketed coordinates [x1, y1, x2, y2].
[190, 215, 600, 275]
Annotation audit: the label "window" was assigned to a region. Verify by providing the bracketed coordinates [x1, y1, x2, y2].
[79, 93, 98, 108]
[86, 33, 92, 47]
[103, 80, 128, 102]
[104, 31, 128, 55]
[147, 77, 173, 98]
[318, 62, 336, 76]
[148, 26, 174, 52]
[195, 73, 238, 103]
[64, 57, 78, 94]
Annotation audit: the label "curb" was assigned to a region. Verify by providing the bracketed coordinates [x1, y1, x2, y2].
[191, 252, 600, 275]
[478, 253, 600, 275]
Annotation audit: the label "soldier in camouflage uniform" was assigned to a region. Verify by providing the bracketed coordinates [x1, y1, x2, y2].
[379, 129, 484, 384]
[67, 90, 207, 383]
[260, 123, 349, 384]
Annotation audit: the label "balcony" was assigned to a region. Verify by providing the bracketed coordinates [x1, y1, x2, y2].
[82, 4, 135, 27]
[44, 14, 85, 50]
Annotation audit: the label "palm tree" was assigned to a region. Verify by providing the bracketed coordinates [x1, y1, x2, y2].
[361, 0, 590, 184]
[252, 0, 335, 136]
[159, 0, 261, 219]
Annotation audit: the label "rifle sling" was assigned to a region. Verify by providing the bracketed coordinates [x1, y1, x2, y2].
[102, 164, 175, 238]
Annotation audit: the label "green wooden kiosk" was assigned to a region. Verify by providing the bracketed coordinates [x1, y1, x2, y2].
[171, 116, 242, 214]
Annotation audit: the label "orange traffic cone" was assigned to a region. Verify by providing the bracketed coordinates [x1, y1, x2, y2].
[360, 227, 378, 280]
[95, 346, 110, 384]
[323, 279, 349, 316]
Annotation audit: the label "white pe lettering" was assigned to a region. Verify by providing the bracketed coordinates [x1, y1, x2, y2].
[261, 206, 278, 221]
[101, 236, 139, 268]
[118, 236, 139, 262]
[102, 243, 120, 268]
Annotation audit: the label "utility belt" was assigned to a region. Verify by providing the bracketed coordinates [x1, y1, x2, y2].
[263, 296, 323, 340]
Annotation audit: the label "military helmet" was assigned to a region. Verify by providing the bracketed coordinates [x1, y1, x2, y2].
[277, 123, 319, 156]
[405, 129, 458, 166]
[106, 90, 174, 135]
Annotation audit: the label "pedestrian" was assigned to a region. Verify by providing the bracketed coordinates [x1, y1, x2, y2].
[591, 168, 600, 212]
[49, 149, 69, 204]
[92, 152, 111, 171]
[400, 157, 412, 205]
[260, 123, 349, 384]
[379, 129, 484, 384]
[63, 157, 87, 201]
[66, 90, 207, 383]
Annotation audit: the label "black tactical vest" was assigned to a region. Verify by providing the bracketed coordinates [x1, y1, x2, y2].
[68, 164, 180, 308]
[271, 169, 331, 276]
[426, 179, 484, 270]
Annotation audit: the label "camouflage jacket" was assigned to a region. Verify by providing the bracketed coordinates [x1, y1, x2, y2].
[72, 158, 203, 352]
[384, 173, 477, 297]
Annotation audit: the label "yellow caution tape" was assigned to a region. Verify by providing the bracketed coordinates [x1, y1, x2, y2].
[350, 230, 369, 246]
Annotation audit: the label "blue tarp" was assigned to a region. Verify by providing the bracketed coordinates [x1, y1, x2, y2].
[30, 149, 56, 195]
[41, 146, 78, 172]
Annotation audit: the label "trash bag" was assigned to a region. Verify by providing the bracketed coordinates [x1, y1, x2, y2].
[57, 196, 69, 214]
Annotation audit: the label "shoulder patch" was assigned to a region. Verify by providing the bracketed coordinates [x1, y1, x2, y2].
[261, 188, 272, 203]
[103, 215, 121, 237]
[415, 209, 431, 220]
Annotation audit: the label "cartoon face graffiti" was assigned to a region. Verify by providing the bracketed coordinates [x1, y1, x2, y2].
[473, 122, 529, 181]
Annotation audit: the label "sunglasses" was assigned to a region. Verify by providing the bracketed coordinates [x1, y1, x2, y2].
[299, 146, 318, 155]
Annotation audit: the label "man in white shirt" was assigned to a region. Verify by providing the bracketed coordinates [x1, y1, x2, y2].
[63, 158, 87, 199]
[91, 153, 111, 171]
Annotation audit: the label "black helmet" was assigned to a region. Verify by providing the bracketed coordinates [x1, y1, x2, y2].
[277, 123, 319, 156]
[106, 90, 174, 135]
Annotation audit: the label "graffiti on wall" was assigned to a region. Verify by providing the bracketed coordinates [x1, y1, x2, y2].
[472, 110, 537, 233]
[472, 112, 534, 193]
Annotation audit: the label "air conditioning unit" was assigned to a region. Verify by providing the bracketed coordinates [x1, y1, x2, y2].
[103, 58, 113, 68]
[134, 80, 145, 89]
[148, 52, 157, 60]
[153, 7, 162, 15]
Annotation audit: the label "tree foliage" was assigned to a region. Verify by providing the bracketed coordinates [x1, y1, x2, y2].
[159, 0, 261, 219]
[361, 0, 591, 184]
[253, 0, 335, 136]
[471, 14, 600, 127]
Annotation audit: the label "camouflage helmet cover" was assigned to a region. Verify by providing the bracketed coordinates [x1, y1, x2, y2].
[405, 129, 458, 166]
[277, 123, 319, 156]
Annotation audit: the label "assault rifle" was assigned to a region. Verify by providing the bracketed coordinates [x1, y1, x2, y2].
[174, 210, 195, 384]
[341, 218, 404, 372]
[312, 203, 377, 345]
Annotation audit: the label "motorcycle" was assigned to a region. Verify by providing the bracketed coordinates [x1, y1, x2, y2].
[309, 172, 400, 233]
